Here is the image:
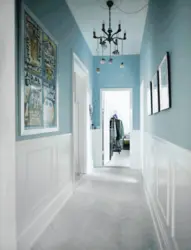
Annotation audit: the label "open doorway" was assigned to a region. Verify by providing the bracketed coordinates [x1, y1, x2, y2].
[101, 89, 132, 167]
[72, 53, 93, 187]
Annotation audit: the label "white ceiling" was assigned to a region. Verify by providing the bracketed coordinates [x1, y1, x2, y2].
[66, 0, 148, 55]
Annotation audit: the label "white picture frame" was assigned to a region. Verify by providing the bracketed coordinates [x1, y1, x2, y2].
[151, 71, 160, 114]
[158, 52, 171, 111]
[20, 4, 59, 136]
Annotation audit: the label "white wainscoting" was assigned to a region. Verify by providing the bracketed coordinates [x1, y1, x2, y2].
[130, 130, 141, 169]
[143, 132, 191, 250]
[16, 134, 73, 250]
[92, 129, 102, 167]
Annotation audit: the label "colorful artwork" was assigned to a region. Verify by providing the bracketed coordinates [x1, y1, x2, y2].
[24, 71, 42, 127]
[151, 71, 160, 114]
[158, 52, 171, 111]
[21, 5, 58, 135]
[43, 33, 57, 81]
[24, 12, 42, 75]
[43, 82, 56, 127]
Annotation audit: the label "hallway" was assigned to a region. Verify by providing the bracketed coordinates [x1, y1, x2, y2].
[32, 168, 159, 250]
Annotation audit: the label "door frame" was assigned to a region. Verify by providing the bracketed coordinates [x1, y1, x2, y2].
[100, 88, 133, 166]
[72, 52, 90, 188]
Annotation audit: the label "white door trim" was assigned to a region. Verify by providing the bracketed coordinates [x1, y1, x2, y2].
[72, 52, 90, 188]
[100, 88, 133, 166]
[0, 1, 17, 249]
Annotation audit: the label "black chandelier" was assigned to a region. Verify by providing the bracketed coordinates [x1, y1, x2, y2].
[93, 0, 126, 51]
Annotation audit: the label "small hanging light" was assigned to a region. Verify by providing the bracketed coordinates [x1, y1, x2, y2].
[108, 43, 113, 64]
[100, 58, 106, 64]
[120, 38, 124, 68]
[109, 58, 113, 64]
[96, 39, 101, 73]
[120, 62, 124, 68]
[100, 38, 106, 64]
[96, 67, 100, 73]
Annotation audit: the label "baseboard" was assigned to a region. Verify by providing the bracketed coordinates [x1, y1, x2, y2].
[144, 183, 175, 250]
[18, 182, 73, 250]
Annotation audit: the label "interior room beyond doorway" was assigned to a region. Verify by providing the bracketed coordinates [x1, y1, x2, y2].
[101, 89, 132, 168]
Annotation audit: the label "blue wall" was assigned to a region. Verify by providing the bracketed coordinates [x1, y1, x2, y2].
[16, 0, 93, 140]
[93, 55, 140, 129]
[140, 0, 191, 150]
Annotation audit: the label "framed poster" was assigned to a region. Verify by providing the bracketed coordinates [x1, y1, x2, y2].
[20, 4, 59, 135]
[147, 81, 152, 116]
[158, 52, 171, 111]
[151, 71, 160, 114]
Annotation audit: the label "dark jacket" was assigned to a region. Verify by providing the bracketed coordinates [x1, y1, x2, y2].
[115, 119, 124, 140]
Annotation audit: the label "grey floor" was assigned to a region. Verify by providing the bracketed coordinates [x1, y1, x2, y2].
[32, 168, 159, 250]
[106, 150, 130, 167]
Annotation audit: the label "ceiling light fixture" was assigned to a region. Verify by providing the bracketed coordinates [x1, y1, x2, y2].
[120, 62, 124, 68]
[100, 58, 106, 64]
[93, 0, 126, 49]
[120, 38, 124, 68]
[96, 67, 100, 73]
[108, 58, 113, 64]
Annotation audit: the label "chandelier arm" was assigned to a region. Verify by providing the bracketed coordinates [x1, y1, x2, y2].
[94, 35, 106, 39]
[102, 29, 109, 36]
[109, 37, 117, 45]
[111, 30, 121, 38]
[115, 37, 126, 40]
[100, 38, 108, 46]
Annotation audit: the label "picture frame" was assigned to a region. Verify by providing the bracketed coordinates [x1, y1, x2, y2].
[151, 71, 160, 114]
[20, 4, 59, 136]
[147, 81, 152, 116]
[158, 52, 171, 111]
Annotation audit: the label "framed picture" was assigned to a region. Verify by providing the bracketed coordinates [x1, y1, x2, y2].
[151, 71, 160, 114]
[158, 52, 171, 111]
[20, 4, 59, 135]
[147, 81, 152, 116]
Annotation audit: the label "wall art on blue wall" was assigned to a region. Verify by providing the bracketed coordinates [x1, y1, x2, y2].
[20, 4, 59, 136]
[158, 52, 171, 111]
[147, 81, 152, 116]
[151, 71, 160, 114]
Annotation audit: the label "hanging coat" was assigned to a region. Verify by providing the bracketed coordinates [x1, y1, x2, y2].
[115, 119, 124, 140]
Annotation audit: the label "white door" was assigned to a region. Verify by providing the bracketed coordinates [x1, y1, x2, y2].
[103, 94, 110, 165]
[86, 91, 93, 173]
[73, 73, 80, 181]
[101, 91, 110, 165]
[73, 73, 89, 181]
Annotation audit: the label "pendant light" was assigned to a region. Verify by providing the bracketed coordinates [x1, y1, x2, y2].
[108, 42, 113, 64]
[96, 39, 101, 73]
[100, 33, 106, 64]
[120, 38, 124, 68]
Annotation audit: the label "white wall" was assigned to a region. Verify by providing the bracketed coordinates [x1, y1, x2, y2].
[92, 129, 102, 167]
[16, 135, 73, 250]
[76, 75, 88, 174]
[143, 132, 191, 250]
[0, 1, 17, 250]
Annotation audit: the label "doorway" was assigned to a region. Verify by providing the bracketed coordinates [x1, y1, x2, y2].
[72, 53, 93, 187]
[100, 89, 133, 167]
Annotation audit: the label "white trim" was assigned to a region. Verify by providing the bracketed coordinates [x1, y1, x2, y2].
[18, 183, 73, 250]
[144, 186, 163, 250]
[20, 4, 59, 136]
[100, 88, 133, 166]
[72, 52, 90, 188]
